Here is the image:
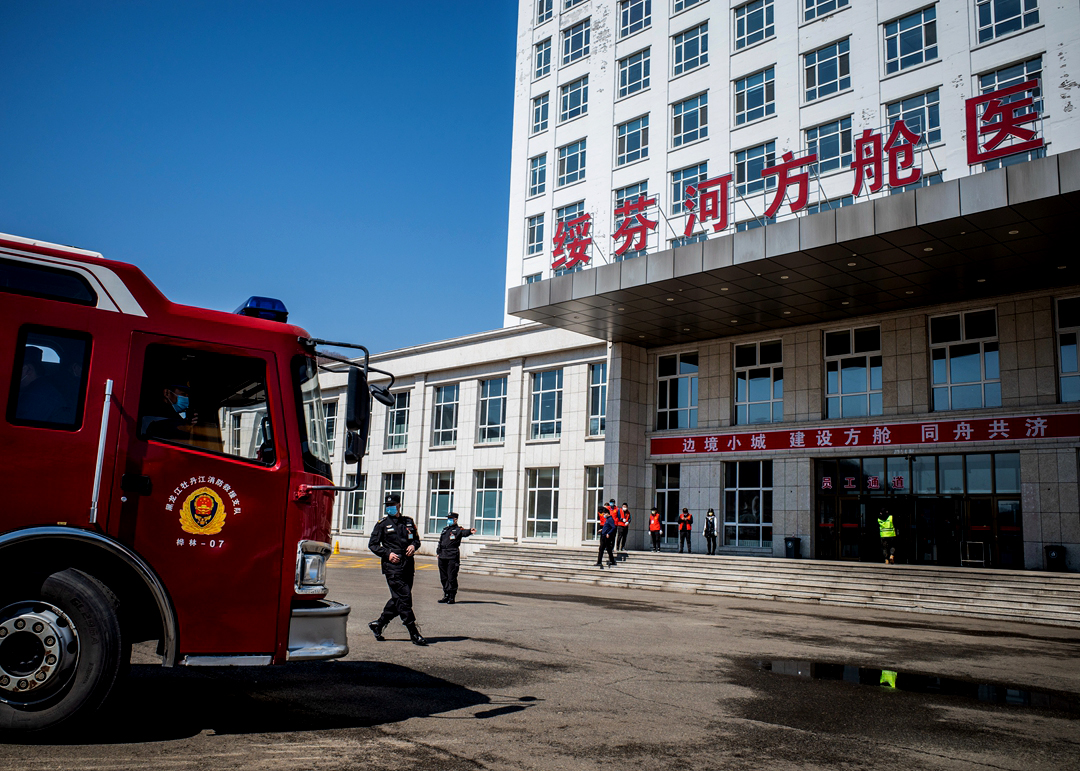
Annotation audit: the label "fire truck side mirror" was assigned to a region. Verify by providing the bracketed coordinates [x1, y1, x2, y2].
[343, 431, 365, 465]
[344, 368, 371, 434]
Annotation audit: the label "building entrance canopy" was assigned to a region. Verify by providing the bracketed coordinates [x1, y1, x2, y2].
[508, 153, 1080, 348]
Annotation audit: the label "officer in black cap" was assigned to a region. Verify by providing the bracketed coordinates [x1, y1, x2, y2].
[436, 512, 475, 604]
[367, 493, 427, 645]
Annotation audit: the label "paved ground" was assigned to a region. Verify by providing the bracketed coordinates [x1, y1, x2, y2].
[2, 554, 1078, 770]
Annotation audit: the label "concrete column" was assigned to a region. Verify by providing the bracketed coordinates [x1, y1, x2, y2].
[605, 342, 649, 549]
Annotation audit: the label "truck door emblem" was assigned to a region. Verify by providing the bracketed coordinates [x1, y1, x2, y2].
[180, 487, 227, 535]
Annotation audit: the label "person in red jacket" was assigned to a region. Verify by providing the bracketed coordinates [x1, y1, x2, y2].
[648, 507, 663, 552]
[614, 503, 631, 559]
[678, 508, 694, 553]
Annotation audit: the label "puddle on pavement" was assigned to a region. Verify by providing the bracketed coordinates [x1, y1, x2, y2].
[756, 660, 1080, 713]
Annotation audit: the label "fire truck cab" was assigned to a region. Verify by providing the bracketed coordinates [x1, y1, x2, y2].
[0, 232, 377, 732]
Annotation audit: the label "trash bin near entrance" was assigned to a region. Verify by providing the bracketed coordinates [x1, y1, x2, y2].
[1045, 544, 1067, 571]
[784, 536, 801, 559]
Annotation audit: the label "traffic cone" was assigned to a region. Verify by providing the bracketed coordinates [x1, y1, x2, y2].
[333, 540, 339, 555]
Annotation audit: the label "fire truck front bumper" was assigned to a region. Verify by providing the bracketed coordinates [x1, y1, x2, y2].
[287, 599, 350, 661]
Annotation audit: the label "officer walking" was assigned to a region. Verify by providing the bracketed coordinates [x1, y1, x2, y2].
[437, 511, 475, 604]
[367, 493, 428, 645]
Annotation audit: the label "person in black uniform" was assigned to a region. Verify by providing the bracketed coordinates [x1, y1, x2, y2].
[367, 493, 427, 645]
[436, 511, 475, 604]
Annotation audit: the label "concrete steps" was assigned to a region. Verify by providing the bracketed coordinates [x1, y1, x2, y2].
[459, 544, 1080, 628]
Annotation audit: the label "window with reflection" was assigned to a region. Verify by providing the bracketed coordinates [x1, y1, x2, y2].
[825, 326, 881, 418]
[930, 309, 1000, 411]
[734, 340, 783, 424]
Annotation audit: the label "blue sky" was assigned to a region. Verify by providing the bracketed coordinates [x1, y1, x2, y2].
[0, 1, 518, 353]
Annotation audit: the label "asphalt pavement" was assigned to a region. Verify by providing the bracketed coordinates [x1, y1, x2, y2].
[1, 553, 1078, 770]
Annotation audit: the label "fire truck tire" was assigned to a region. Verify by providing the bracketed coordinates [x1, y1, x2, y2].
[0, 569, 123, 733]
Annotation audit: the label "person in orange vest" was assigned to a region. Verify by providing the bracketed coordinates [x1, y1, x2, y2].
[678, 508, 694, 553]
[648, 507, 663, 552]
[614, 503, 631, 559]
[594, 505, 617, 568]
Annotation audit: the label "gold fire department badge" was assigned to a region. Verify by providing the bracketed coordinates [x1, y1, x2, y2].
[179, 487, 227, 535]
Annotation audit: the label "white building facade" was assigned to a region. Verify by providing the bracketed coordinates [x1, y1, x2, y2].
[326, 0, 1080, 572]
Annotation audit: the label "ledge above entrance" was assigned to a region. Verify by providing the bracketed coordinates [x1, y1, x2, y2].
[507, 151, 1080, 348]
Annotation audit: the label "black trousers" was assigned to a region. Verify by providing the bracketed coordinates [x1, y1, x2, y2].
[378, 564, 416, 626]
[438, 556, 460, 595]
[650, 531, 662, 550]
[705, 534, 717, 554]
[615, 525, 629, 552]
[679, 530, 692, 552]
[597, 534, 616, 564]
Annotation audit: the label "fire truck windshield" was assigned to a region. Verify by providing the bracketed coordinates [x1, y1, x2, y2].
[293, 355, 332, 479]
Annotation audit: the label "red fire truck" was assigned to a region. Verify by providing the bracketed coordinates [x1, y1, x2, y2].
[0, 232, 391, 732]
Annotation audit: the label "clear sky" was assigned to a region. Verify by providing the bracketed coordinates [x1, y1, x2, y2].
[0, 1, 518, 354]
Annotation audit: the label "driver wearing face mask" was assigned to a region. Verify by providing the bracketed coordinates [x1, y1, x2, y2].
[142, 382, 200, 440]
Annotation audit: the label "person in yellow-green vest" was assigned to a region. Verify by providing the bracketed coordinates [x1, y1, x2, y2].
[878, 510, 898, 564]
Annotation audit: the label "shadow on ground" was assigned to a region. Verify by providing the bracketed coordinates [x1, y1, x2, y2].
[15, 661, 490, 745]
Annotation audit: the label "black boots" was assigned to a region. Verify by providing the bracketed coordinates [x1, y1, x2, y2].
[437, 594, 457, 604]
[368, 620, 386, 641]
[406, 624, 428, 646]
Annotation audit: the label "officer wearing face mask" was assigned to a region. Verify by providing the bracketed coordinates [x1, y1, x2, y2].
[367, 493, 427, 645]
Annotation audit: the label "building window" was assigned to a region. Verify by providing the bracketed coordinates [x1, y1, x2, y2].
[979, 57, 1044, 170]
[381, 472, 405, 512]
[825, 326, 882, 418]
[562, 19, 590, 65]
[884, 7, 937, 75]
[556, 201, 584, 230]
[889, 172, 942, 194]
[537, 0, 553, 24]
[674, 0, 700, 12]
[806, 116, 852, 174]
[384, 391, 409, 450]
[230, 413, 242, 455]
[657, 352, 698, 429]
[560, 76, 588, 123]
[977, 0, 1038, 43]
[734, 0, 774, 50]
[616, 115, 649, 166]
[322, 400, 337, 455]
[524, 272, 543, 284]
[804, 0, 848, 22]
[532, 93, 549, 134]
[478, 376, 507, 443]
[557, 139, 587, 186]
[474, 470, 503, 536]
[735, 341, 783, 425]
[673, 22, 708, 76]
[655, 463, 680, 542]
[529, 154, 547, 197]
[618, 48, 651, 98]
[344, 473, 366, 532]
[535, 38, 552, 78]
[531, 369, 563, 439]
[735, 216, 776, 232]
[670, 233, 708, 248]
[619, 0, 651, 38]
[724, 461, 772, 548]
[565, 0, 584, 7]
[672, 93, 707, 147]
[671, 162, 707, 214]
[432, 383, 459, 447]
[886, 88, 940, 145]
[614, 181, 650, 260]
[429, 471, 454, 533]
[526, 467, 559, 538]
[1058, 298, 1080, 402]
[804, 38, 850, 102]
[527, 214, 545, 256]
[589, 361, 607, 436]
[735, 141, 776, 196]
[804, 195, 854, 213]
[930, 309, 1001, 411]
[734, 67, 775, 125]
[585, 466, 604, 540]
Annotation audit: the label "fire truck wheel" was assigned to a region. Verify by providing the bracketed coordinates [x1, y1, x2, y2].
[0, 569, 123, 733]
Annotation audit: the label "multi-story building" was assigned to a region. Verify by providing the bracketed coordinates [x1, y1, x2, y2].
[328, 0, 1080, 571]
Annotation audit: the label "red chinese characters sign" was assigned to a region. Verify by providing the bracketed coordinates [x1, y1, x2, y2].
[550, 80, 1044, 266]
[650, 413, 1079, 457]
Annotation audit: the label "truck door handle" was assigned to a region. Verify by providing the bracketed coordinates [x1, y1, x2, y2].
[121, 474, 153, 496]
